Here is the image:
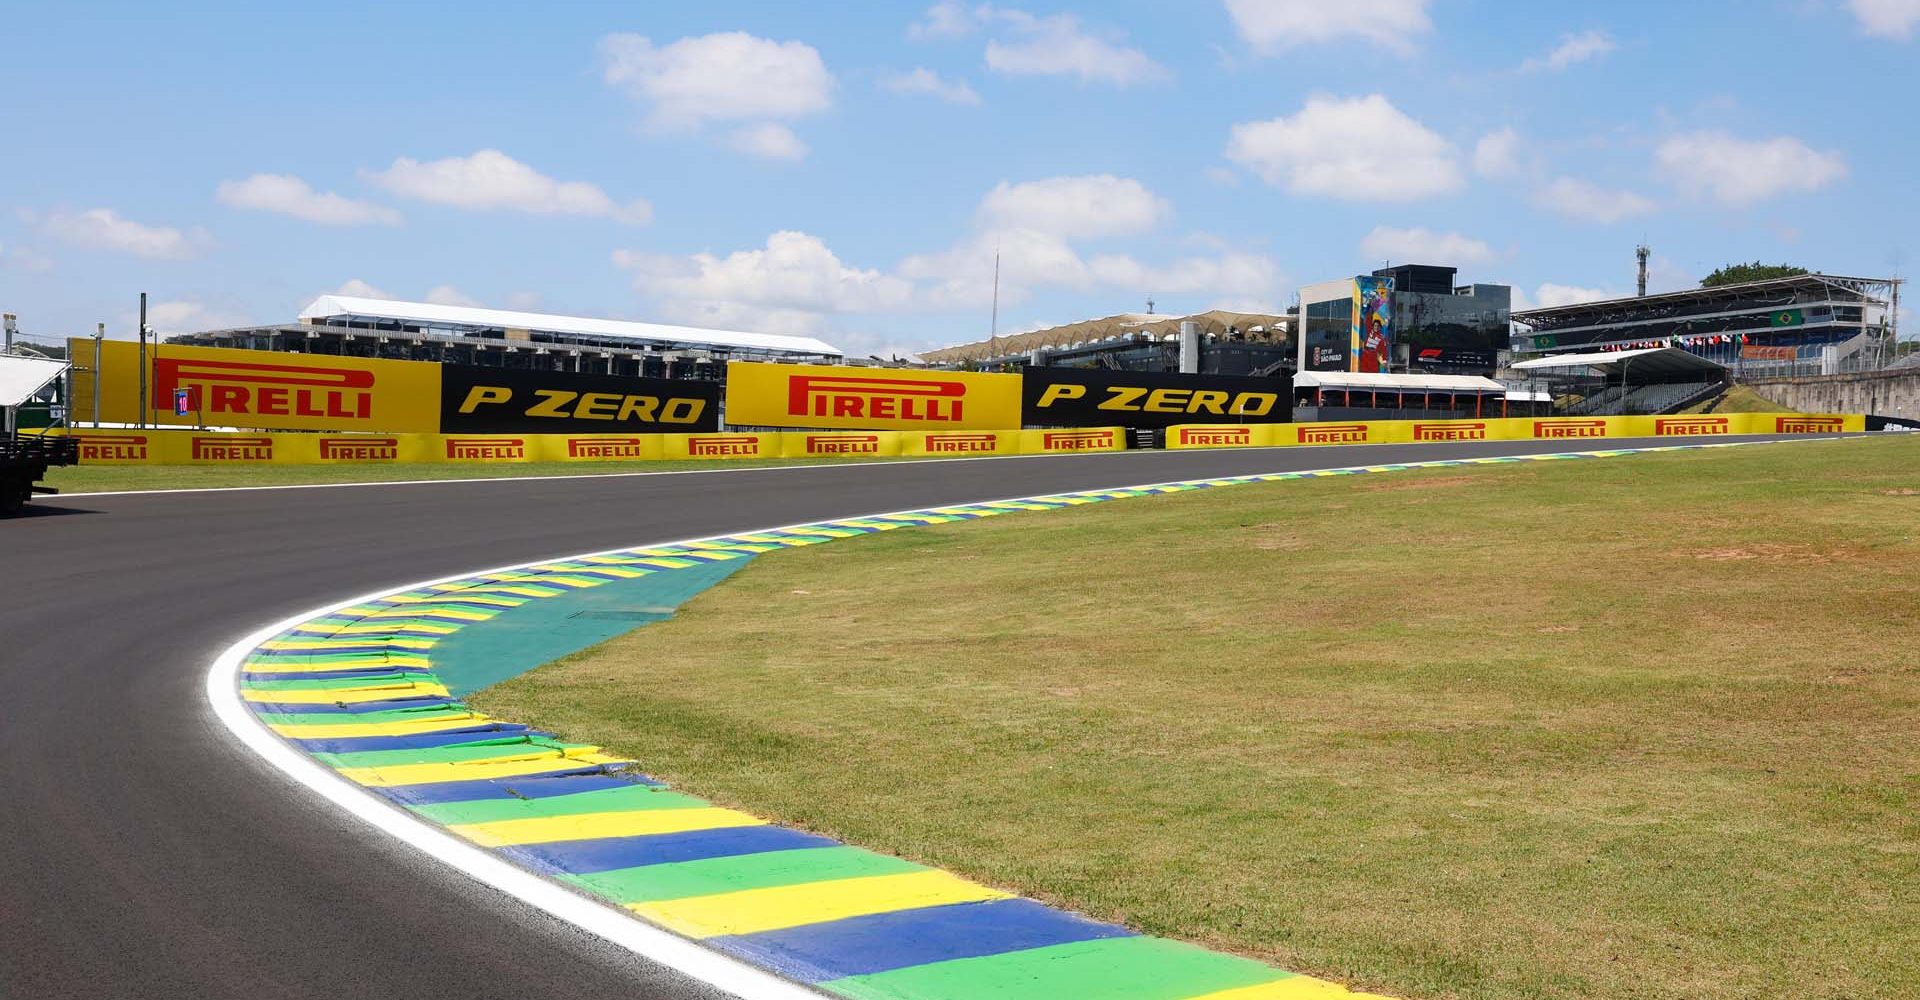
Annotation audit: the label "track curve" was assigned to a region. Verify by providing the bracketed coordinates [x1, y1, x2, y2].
[0, 438, 1820, 998]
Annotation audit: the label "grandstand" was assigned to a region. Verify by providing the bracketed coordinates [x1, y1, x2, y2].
[1512, 274, 1901, 376]
[168, 296, 842, 380]
[917, 309, 1294, 374]
[1510, 347, 1731, 415]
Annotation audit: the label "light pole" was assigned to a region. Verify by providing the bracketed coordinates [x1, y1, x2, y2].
[3, 313, 15, 438]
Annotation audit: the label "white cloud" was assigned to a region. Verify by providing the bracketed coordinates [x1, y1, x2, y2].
[910, 1, 981, 39]
[0, 244, 54, 273]
[1360, 226, 1494, 266]
[1086, 250, 1278, 298]
[1225, 94, 1463, 201]
[1532, 176, 1657, 224]
[1654, 131, 1847, 205]
[1528, 283, 1616, 309]
[880, 67, 982, 105]
[424, 285, 480, 307]
[617, 231, 916, 335]
[982, 10, 1167, 86]
[330, 278, 394, 300]
[976, 174, 1170, 240]
[43, 208, 203, 259]
[215, 173, 401, 226]
[1473, 127, 1526, 179]
[601, 32, 833, 128]
[727, 122, 809, 162]
[1520, 30, 1615, 72]
[365, 150, 652, 224]
[506, 291, 543, 310]
[1223, 0, 1433, 55]
[1848, 0, 1920, 38]
[899, 228, 1094, 308]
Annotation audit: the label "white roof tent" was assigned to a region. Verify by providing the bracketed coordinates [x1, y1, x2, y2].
[294, 296, 842, 359]
[1510, 346, 1728, 382]
[1294, 371, 1508, 393]
[0, 355, 70, 408]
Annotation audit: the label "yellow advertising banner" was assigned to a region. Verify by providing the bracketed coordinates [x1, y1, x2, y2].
[438, 435, 537, 463]
[725, 362, 1020, 431]
[898, 430, 1020, 457]
[658, 431, 783, 460]
[1275, 421, 1390, 447]
[779, 431, 902, 460]
[1019, 427, 1127, 454]
[1165, 424, 1276, 449]
[535, 434, 668, 462]
[70, 339, 442, 433]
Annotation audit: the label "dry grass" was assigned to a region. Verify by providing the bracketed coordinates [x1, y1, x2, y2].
[479, 436, 1920, 1000]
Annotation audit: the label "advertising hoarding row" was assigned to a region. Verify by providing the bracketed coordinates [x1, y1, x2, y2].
[1164, 413, 1862, 449]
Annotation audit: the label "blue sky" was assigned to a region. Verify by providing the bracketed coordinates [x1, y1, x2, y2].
[3, 1, 1915, 356]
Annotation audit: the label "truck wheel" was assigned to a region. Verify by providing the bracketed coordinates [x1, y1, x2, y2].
[0, 474, 25, 516]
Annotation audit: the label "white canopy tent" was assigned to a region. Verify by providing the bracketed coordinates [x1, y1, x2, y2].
[1510, 347, 1727, 382]
[0, 355, 69, 408]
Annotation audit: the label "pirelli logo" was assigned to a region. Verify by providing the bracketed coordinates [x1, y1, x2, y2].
[1534, 419, 1609, 439]
[805, 434, 881, 455]
[567, 437, 650, 459]
[78, 434, 148, 461]
[789, 374, 966, 422]
[1040, 430, 1117, 451]
[153, 357, 374, 420]
[689, 435, 761, 457]
[1295, 423, 1370, 445]
[1413, 422, 1488, 442]
[1776, 416, 1844, 434]
[1179, 427, 1252, 447]
[319, 437, 399, 461]
[1655, 417, 1730, 436]
[446, 437, 526, 459]
[924, 433, 998, 453]
[192, 435, 273, 461]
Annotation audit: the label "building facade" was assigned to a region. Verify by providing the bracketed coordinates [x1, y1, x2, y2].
[1298, 265, 1511, 376]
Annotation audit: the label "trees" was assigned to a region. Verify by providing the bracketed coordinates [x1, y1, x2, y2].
[1699, 262, 1809, 288]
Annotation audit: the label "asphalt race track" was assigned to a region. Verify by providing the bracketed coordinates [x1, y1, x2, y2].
[0, 436, 1824, 999]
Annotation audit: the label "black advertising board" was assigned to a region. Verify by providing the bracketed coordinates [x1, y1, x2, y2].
[1022, 368, 1293, 428]
[439, 365, 720, 434]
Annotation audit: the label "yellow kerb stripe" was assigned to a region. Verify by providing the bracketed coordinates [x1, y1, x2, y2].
[241, 683, 450, 705]
[1184, 977, 1399, 1000]
[269, 716, 491, 739]
[451, 807, 764, 848]
[628, 869, 1010, 939]
[336, 750, 626, 787]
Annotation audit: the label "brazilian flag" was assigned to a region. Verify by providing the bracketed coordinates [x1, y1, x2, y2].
[1771, 309, 1805, 328]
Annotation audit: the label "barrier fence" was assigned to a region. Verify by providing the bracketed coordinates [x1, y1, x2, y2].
[50, 414, 1856, 465]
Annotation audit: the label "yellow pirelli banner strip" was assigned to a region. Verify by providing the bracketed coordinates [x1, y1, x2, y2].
[898, 429, 1020, 457]
[1019, 427, 1127, 454]
[658, 432, 784, 460]
[725, 361, 1021, 431]
[69, 339, 442, 433]
[1167, 412, 1865, 450]
[779, 431, 903, 460]
[534, 434, 668, 462]
[1165, 425, 1277, 449]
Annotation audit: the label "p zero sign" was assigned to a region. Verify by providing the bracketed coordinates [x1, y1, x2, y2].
[77, 339, 439, 433]
[441, 365, 719, 434]
[1022, 368, 1290, 428]
[725, 362, 1020, 431]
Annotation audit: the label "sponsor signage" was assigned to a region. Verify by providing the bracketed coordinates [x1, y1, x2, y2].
[1039, 429, 1117, 451]
[1654, 417, 1729, 436]
[1294, 422, 1370, 445]
[76, 433, 149, 462]
[75, 339, 440, 432]
[1533, 419, 1609, 439]
[1352, 275, 1394, 373]
[191, 435, 273, 462]
[726, 361, 1020, 430]
[688, 434, 764, 457]
[804, 433, 883, 455]
[445, 437, 527, 460]
[565, 437, 653, 459]
[1021, 368, 1290, 428]
[1179, 426, 1255, 447]
[440, 365, 718, 434]
[318, 436, 400, 461]
[1412, 421, 1488, 442]
[1775, 416, 1844, 433]
[923, 432, 1000, 453]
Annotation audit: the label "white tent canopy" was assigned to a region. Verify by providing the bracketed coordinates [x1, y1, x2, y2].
[1510, 347, 1726, 381]
[1294, 371, 1507, 393]
[0, 355, 68, 408]
[297, 295, 842, 357]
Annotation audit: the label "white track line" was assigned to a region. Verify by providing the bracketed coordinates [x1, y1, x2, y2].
[202, 437, 1821, 998]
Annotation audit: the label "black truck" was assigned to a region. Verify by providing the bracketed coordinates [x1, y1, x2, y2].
[1, 434, 79, 515]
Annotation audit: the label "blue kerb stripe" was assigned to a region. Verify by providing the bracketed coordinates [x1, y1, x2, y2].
[288, 725, 540, 754]
[246, 696, 463, 715]
[497, 825, 842, 876]
[369, 766, 654, 806]
[709, 898, 1137, 983]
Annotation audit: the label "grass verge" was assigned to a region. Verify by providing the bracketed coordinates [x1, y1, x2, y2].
[41, 455, 895, 492]
[478, 436, 1920, 1000]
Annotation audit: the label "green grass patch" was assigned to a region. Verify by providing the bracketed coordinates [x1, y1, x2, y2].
[478, 436, 1920, 1000]
[1685, 384, 1798, 414]
[42, 456, 892, 492]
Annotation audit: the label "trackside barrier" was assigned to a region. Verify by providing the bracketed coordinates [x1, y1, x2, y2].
[54, 415, 1861, 465]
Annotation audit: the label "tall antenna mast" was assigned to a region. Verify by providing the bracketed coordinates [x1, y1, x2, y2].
[989, 246, 1000, 342]
[1636, 244, 1651, 297]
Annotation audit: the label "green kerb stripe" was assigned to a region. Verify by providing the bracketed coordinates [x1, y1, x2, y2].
[822, 935, 1289, 1000]
[410, 785, 706, 825]
[563, 846, 924, 905]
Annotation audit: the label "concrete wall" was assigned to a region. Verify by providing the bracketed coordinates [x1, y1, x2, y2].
[1741, 369, 1920, 420]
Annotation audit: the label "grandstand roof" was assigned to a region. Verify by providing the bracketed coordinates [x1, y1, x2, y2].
[1512, 274, 1900, 327]
[1294, 371, 1507, 393]
[296, 295, 842, 357]
[1510, 346, 1726, 381]
[918, 309, 1292, 364]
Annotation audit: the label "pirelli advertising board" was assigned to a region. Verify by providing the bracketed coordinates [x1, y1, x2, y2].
[1022, 368, 1291, 428]
[440, 365, 718, 434]
[724, 361, 1020, 431]
[71, 340, 722, 435]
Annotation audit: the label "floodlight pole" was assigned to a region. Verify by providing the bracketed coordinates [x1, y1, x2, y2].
[3, 313, 15, 438]
[93, 324, 104, 427]
[137, 292, 149, 428]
